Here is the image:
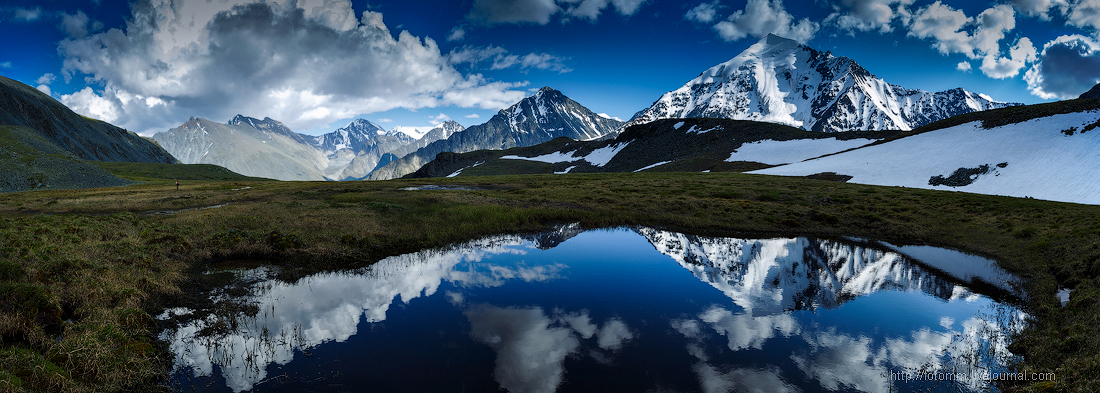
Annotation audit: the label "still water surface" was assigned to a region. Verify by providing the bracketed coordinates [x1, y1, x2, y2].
[161, 226, 1026, 392]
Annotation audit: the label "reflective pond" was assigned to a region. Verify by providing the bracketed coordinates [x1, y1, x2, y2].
[161, 226, 1027, 392]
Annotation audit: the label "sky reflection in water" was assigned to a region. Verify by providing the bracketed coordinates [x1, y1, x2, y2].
[162, 227, 1025, 393]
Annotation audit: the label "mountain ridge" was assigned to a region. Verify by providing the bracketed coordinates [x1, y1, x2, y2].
[367, 87, 624, 180]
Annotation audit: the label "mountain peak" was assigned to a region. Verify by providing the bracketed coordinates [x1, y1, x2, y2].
[762, 33, 799, 47]
[629, 37, 1016, 132]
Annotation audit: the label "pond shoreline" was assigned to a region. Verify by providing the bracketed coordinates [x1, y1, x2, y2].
[0, 172, 1094, 392]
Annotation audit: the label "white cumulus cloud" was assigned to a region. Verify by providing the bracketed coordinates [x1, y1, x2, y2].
[712, 0, 819, 43]
[685, 1, 720, 23]
[908, 3, 1037, 79]
[1066, 0, 1100, 32]
[56, 0, 528, 135]
[449, 45, 571, 73]
[981, 37, 1037, 79]
[1010, 0, 1067, 19]
[466, 305, 580, 393]
[826, 0, 915, 33]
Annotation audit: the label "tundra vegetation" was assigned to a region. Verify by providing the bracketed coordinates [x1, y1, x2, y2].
[0, 166, 1097, 392]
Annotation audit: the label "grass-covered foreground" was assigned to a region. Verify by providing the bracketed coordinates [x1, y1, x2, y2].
[1, 170, 1098, 392]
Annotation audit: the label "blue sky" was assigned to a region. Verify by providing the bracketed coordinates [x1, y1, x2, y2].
[2, 0, 1099, 136]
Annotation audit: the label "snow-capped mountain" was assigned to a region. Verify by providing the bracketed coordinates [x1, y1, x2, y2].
[635, 228, 1018, 315]
[310, 119, 417, 180]
[310, 119, 411, 155]
[750, 100, 1100, 204]
[367, 87, 624, 180]
[331, 120, 465, 180]
[630, 34, 1017, 132]
[388, 120, 465, 158]
[155, 115, 457, 181]
[227, 115, 305, 142]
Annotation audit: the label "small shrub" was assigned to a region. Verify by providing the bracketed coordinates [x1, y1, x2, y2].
[713, 190, 743, 199]
[809, 211, 839, 225]
[0, 260, 25, 281]
[1014, 225, 1038, 239]
[757, 191, 781, 202]
[266, 230, 302, 250]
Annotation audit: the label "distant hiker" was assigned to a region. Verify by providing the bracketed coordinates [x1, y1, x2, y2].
[176, 181, 179, 191]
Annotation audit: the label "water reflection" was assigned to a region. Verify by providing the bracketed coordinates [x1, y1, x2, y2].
[162, 227, 1025, 393]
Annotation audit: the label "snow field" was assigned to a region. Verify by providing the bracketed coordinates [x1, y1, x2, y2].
[752, 111, 1100, 204]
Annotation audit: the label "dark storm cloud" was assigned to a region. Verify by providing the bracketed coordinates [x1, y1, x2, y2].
[1025, 35, 1100, 99]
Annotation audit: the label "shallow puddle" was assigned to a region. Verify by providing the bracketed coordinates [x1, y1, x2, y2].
[161, 226, 1027, 392]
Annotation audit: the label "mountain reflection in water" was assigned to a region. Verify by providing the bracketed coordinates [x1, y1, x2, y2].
[161, 226, 1025, 393]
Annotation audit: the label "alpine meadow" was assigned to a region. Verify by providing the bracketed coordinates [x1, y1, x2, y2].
[2, 0, 1100, 392]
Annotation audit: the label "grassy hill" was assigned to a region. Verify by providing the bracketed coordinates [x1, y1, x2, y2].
[93, 161, 273, 183]
[0, 76, 185, 192]
[0, 126, 132, 192]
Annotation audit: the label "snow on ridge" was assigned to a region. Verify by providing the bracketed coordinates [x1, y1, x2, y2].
[500, 151, 579, 164]
[500, 142, 629, 168]
[446, 161, 484, 178]
[727, 138, 875, 165]
[634, 161, 670, 172]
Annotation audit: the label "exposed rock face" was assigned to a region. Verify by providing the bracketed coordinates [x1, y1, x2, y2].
[154, 116, 327, 181]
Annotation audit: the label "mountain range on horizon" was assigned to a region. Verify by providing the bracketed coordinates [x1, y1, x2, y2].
[148, 34, 1023, 182]
[151, 114, 458, 181]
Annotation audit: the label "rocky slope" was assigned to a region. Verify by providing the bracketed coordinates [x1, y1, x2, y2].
[154, 116, 327, 181]
[0, 76, 176, 164]
[0, 76, 178, 192]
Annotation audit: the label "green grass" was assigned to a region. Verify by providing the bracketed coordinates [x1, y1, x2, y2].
[0, 172, 1098, 391]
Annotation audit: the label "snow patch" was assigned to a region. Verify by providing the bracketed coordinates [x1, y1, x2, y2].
[584, 142, 629, 167]
[446, 161, 484, 178]
[555, 166, 576, 174]
[1057, 289, 1072, 307]
[500, 151, 579, 164]
[634, 161, 671, 172]
[727, 138, 874, 165]
[674, 121, 685, 130]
